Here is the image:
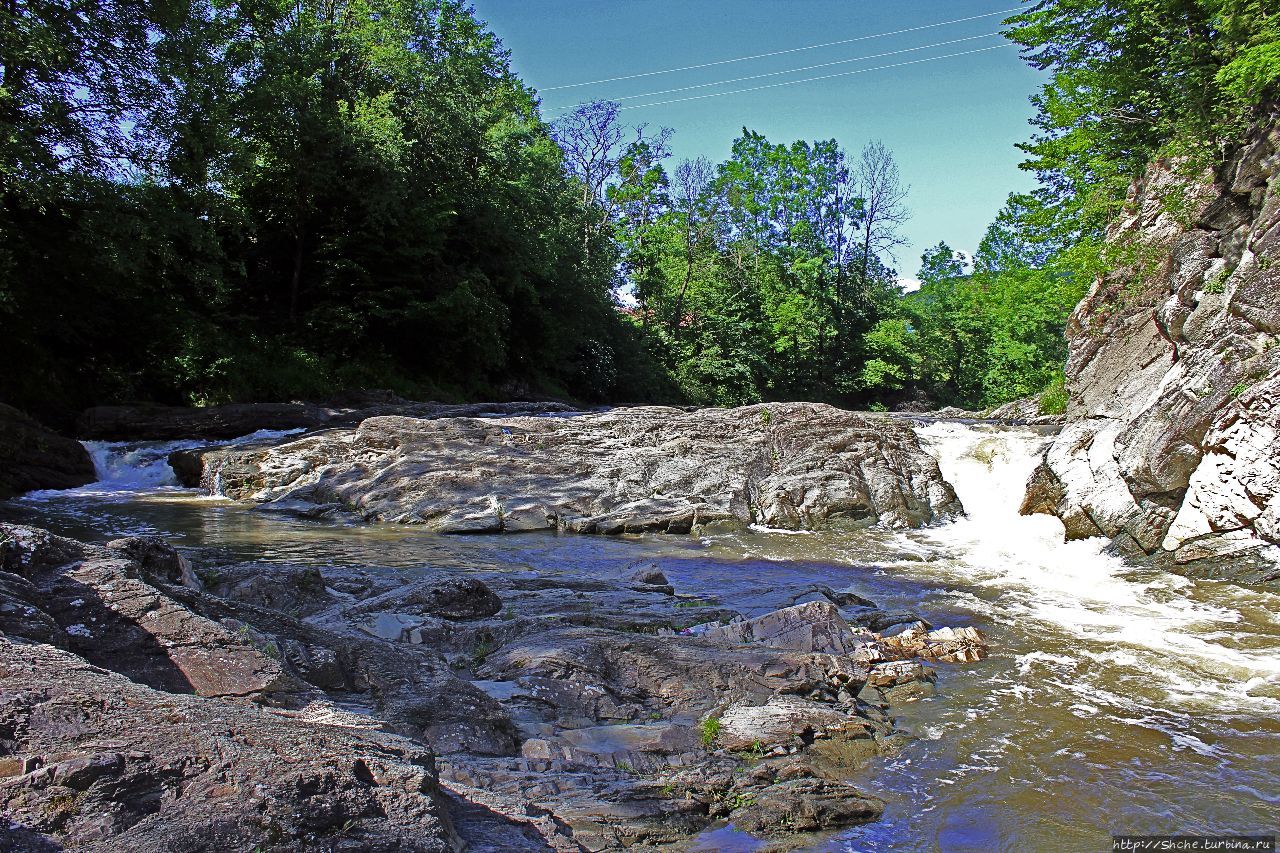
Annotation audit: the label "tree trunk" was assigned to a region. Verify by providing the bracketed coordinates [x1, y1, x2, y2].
[289, 224, 305, 326]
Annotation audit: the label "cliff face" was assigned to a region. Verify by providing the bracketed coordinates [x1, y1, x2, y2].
[1023, 108, 1280, 584]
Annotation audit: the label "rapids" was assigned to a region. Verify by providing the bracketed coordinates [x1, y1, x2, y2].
[4, 421, 1278, 851]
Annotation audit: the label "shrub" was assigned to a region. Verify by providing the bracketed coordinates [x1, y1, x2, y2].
[1039, 371, 1069, 415]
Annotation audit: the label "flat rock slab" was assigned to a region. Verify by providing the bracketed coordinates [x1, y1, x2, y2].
[176, 403, 962, 534]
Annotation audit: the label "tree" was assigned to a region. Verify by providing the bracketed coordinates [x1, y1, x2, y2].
[1004, 0, 1280, 238]
[919, 242, 967, 284]
[550, 100, 672, 259]
[667, 157, 714, 345]
[852, 140, 910, 301]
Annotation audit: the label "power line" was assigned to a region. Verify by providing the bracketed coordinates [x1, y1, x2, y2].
[552, 32, 1004, 111]
[619, 44, 1017, 110]
[539, 7, 1022, 92]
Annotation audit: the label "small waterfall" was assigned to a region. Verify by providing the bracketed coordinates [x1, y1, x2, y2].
[80, 439, 205, 492]
[910, 421, 1280, 711]
[21, 427, 305, 500]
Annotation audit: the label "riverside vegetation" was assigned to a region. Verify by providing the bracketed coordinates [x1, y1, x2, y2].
[9, 1, 1276, 423]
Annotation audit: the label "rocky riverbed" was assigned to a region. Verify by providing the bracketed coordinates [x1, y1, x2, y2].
[2, 408, 1278, 851]
[0, 519, 986, 851]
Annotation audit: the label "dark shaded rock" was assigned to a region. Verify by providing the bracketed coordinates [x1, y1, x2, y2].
[627, 565, 668, 587]
[348, 576, 502, 621]
[79, 401, 330, 441]
[80, 399, 578, 441]
[106, 536, 201, 590]
[851, 609, 931, 634]
[726, 778, 884, 835]
[0, 403, 96, 499]
[0, 641, 461, 852]
[204, 562, 332, 616]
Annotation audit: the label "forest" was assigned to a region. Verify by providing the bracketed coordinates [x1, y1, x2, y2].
[2, 0, 1277, 425]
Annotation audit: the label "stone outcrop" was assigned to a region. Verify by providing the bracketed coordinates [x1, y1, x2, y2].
[0, 525, 502, 851]
[872, 621, 988, 664]
[77, 397, 578, 441]
[1023, 106, 1280, 584]
[724, 778, 884, 836]
[0, 403, 96, 499]
[172, 403, 962, 534]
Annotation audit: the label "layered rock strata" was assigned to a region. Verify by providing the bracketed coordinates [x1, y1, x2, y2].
[1023, 109, 1280, 583]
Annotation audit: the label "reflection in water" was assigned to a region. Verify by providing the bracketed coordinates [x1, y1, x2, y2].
[4, 425, 1278, 851]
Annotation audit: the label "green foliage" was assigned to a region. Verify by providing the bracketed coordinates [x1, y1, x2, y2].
[850, 218, 1089, 411]
[1204, 266, 1232, 293]
[0, 0, 664, 421]
[1039, 371, 1069, 415]
[699, 716, 721, 748]
[610, 129, 905, 407]
[6, 0, 1271, 420]
[1004, 0, 1280, 242]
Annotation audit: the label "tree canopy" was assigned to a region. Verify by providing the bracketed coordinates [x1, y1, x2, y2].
[3, 0, 1275, 424]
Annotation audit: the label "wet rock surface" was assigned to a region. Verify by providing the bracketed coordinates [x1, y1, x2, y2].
[0, 404, 97, 500]
[173, 402, 962, 535]
[0, 521, 989, 850]
[1023, 110, 1280, 584]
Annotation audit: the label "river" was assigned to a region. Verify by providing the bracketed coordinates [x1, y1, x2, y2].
[3, 422, 1277, 851]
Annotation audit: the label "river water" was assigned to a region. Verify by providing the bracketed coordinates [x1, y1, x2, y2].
[4, 423, 1278, 852]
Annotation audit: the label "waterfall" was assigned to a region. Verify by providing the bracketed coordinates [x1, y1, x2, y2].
[910, 421, 1280, 711]
[80, 439, 204, 492]
[20, 428, 305, 499]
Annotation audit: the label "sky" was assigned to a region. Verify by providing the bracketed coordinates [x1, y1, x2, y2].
[468, 1, 1046, 282]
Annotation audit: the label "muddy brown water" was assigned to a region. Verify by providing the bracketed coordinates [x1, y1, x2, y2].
[4, 422, 1278, 852]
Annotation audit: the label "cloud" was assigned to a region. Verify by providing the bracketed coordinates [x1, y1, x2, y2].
[897, 277, 922, 293]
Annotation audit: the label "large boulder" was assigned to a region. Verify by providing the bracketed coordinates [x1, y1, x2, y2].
[0, 524, 305, 701]
[701, 600, 867, 655]
[174, 403, 963, 534]
[0, 642, 461, 852]
[726, 778, 884, 835]
[0, 403, 96, 499]
[1023, 109, 1280, 583]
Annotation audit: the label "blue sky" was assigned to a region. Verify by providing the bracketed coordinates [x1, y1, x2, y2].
[468, 1, 1045, 281]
